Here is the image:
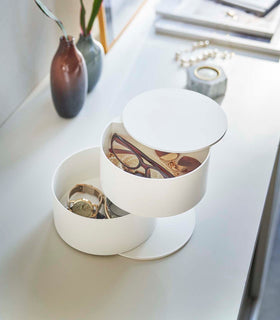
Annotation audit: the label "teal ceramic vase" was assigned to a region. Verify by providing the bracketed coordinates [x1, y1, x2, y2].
[76, 34, 103, 93]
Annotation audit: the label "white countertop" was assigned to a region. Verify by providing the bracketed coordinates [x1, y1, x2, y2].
[1, 1, 280, 319]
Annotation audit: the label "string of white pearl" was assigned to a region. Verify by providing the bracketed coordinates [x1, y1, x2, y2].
[175, 40, 233, 68]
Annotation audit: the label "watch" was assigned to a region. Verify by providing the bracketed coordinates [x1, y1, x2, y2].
[67, 184, 104, 218]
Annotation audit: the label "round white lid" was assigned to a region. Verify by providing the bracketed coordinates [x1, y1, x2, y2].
[122, 88, 227, 153]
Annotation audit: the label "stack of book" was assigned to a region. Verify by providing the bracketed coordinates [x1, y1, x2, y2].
[155, 0, 280, 55]
[220, 0, 280, 16]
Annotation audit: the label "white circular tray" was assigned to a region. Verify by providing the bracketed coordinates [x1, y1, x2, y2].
[120, 209, 195, 260]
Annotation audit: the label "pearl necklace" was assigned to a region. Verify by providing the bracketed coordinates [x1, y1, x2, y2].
[175, 40, 233, 68]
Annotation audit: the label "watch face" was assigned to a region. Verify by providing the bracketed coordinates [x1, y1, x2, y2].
[71, 200, 93, 217]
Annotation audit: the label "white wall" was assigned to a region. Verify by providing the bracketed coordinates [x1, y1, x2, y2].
[0, 0, 95, 126]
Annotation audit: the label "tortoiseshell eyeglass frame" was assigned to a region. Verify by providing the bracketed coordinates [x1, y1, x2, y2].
[110, 133, 174, 178]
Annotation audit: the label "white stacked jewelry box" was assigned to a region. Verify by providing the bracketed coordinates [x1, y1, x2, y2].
[52, 147, 155, 255]
[52, 88, 227, 260]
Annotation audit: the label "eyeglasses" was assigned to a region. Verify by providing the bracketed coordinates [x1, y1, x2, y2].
[109, 133, 201, 178]
[110, 133, 174, 178]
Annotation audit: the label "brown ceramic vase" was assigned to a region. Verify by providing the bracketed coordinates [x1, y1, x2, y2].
[50, 36, 88, 118]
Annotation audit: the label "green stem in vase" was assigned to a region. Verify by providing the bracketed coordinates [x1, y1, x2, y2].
[80, 0, 87, 36]
[34, 0, 68, 40]
[86, 0, 103, 35]
[80, 0, 103, 36]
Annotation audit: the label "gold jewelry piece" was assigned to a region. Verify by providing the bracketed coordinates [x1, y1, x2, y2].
[226, 10, 238, 20]
[67, 183, 129, 219]
[107, 152, 126, 170]
[103, 197, 111, 219]
[104, 197, 129, 219]
[68, 184, 103, 218]
[194, 65, 221, 81]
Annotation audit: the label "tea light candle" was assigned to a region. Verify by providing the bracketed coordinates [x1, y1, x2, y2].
[187, 63, 227, 99]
